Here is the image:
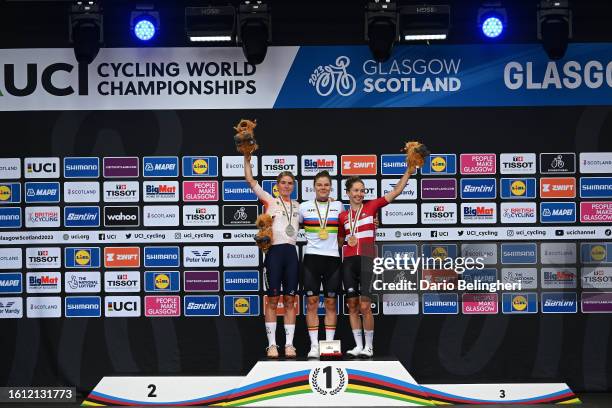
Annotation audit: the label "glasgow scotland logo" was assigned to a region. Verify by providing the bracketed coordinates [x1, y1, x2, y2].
[309, 56, 356, 97]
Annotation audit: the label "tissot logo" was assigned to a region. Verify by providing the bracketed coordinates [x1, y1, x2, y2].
[261, 156, 298, 176]
[104, 206, 140, 227]
[183, 205, 219, 226]
[103, 181, 139, 202]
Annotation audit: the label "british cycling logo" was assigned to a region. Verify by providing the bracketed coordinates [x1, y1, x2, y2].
[309, 56, 357, 97]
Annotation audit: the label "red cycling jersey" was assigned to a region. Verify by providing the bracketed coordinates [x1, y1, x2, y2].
[338, 196, 388, 258]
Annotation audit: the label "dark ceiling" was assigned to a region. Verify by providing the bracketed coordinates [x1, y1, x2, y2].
[1, 0, 611, 48]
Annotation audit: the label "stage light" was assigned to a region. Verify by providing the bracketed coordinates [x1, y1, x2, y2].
[365, 0, 398, 63]
[477, 2, 507, 39]
[131, 6, 159, 42]
[399, 4, 450, 42]
[69, 0, 103, 65]
[538, 0, 572, 60]
[237, 1, 271, 65]
[185, 6, 236, 43]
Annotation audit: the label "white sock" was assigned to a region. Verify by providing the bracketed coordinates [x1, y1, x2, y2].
[308, 326, 319, 346]
[285, 324, 296, 346]
[325, 325, 336, 341]
[364, 330, 374, 348]
[265, 322, 277, 346]
[352, 329, 363, 349]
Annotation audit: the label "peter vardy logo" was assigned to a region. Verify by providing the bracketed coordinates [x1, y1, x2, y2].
[184, 296, 220, 317]
[64, 206, 100, 227]
[540, 202, 576, 223]
[143, 157, 179, 178]
[24, 182, 60, 203]
[64, 157, 99, 178]
[309, 56, 357, 97]
[144, 247, 180, 268]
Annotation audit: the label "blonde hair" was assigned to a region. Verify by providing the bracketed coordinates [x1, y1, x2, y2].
[276, 171, 295, 183]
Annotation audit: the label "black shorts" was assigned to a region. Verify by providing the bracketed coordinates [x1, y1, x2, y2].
[302, 254, 342, 298]
[342, 255, 374, 299]
[264, 244, 299, 297]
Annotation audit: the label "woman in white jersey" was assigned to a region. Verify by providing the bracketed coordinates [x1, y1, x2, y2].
[244, 155, 300, 358]
[298, 171, 344, 358]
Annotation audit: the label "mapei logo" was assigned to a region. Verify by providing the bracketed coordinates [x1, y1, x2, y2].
[421, 154, 456, 175]
[540, 202, 576, 223]
[0, 183, 21, 204]
[104, 247, 140, 268]
[143, 157, 179, 177]
[64, 157, 99, 178]
[340, 155, 377, 176]
[25, 182, 60, 203]
[309, 56, 357, 97]
[64, 206, 100, 227]
[182, 156, 218, 177]
[500, 178, 536, 199]
[224, 295, 260, 316]
[64, 247, 101, 268]
[460, 178, 496, 199]
[24, 157, 59, 179]
[0, 273, 22, 294]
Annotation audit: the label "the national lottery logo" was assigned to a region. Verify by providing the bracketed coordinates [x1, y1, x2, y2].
[309, 56, 357, 97]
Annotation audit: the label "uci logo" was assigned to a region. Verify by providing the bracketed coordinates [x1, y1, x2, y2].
[309, 56, 357, 97]
[0, 63, 88, 97]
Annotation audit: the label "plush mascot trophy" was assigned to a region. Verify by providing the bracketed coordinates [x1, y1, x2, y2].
[402, 141, 430, 168]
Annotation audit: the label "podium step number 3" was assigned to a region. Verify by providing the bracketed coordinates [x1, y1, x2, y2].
[82, 360, 581, 406]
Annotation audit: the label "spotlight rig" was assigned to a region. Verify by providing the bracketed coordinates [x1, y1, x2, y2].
[68, 0, 103, 64]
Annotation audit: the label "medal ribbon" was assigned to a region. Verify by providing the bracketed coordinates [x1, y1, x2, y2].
[279, 198, 294, 232]
[314, 200, 330, 234]
[347, 204, 363, 238]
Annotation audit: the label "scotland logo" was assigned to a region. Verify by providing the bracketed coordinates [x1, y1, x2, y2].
[309, 56, 356, 97]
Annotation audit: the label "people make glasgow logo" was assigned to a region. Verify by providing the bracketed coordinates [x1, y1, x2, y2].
[309, 56, 357, 97]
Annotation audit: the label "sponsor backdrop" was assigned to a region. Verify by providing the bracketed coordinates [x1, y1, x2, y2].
[0, 45, 612, 395]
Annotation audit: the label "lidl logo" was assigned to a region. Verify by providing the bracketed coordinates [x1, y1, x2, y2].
[64, 247, 101, 268]
[145, 271, 180, 292]
[500, 178, 536, 199]
[581, 243, 612, 263]
[502, 293, 538, 314]
[422, 244, 457, 259]
[262, 180, 298, 200]
[224, 295, 260, 316]
[421, 154, 456, 175]
[182, 156, 218, 177]
[0, 183, 21, 204]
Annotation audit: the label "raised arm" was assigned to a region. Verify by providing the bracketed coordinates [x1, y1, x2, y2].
[244, 155, 256, 187]
[384, 164, 416, 203]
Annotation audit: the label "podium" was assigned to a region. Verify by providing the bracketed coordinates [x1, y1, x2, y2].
[82, 358, 580, 406]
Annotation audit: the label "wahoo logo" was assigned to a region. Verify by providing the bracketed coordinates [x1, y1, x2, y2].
[24, 182, 60, 203]
[64, 206, 100, 227]
[104, 206, 139, 227]
[143, 157, 179, 177]
[24, 157, 59, 179]
[460, 178, 496, 199]
[144, 246, 180, 268]
[64, 157, 99, 178]
[540, 202, 576, 223]
[0, 183, 21, 204]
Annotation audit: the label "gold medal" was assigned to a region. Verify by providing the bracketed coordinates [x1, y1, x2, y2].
[348, 235, 358, 247]
[314, 199, 331, 241]
[318, 229, 329, 240]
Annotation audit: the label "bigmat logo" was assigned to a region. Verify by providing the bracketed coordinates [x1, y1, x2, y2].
[580, 201, 612, 223]
[182, 156, 218, 177]
[422, 293, 459, 314]
[224, 295, 260, 316]
[184, 271, 219, 292]
[0, 183, 21, 204]
[0, 207, 21, 228]
[223, 270, 259, 292]
[144, 246, 180, 268]
[183, 181, 219, 201]
[502, 293, 538, 314]
[0, 273, 22, 294]
[302, 155, 337, 176]
[64, 206, 100, 227]
[501, 243, 537, 264]
[0, 248, 22, 269]
[27, 296, 61, 318]
[580, 243, 612, 263]
[222, 181, 257, 201]
[460, 154, 496, 175]
[143, 156, 179, 178]
[64, 157, 99, 178]
[26, 247, 61, 269]
[143, 181, 179, 202]
[380, 154, 410, 175]
[0, 158, 21, 179]
[500, 178, 536, 199]
[65, 247, 101, 268]
[340, 155, 377, 176]
[421, 154, 457, 175]
[104, 271, 141, 293]
[579, 152, 612, 174]
[65, 296, 101, 318]
[65, 271, 101, 293]
[145, 271, 180, 292]
[460, 203, 496, 224]
[184, 296, 221, 316]
[462, 293, 498, 314]
[145, 296, 181, 317]
[540, 202, 576, 223]
[499, 153, 536, 174]
[263, 180, 299, 200]
[262, 156, 298, 177]
[104, 206, 140, 227]
[184, 205, 219, 226]
[24, 157, 59, 179]
[420, 203, 457, 224]
[540, 153, 576, 174]
[460, 178, 496, 199]
[104, 247, 140, 268]
[580, 177, 612, 198]
[0, 297, 23, 319]
[25, 206, 60, 228]
[103, 181, 139, 202]
[105, 296, 141, 317]
[221, 156, 258, 178]
[542, 268, 577, 288]
[63, 182, 100, 203]
[103, 157, 139, 178]
[500, 202, 536, 224]
[541, 292, 577, 313]
[539, 177, 576, 198]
